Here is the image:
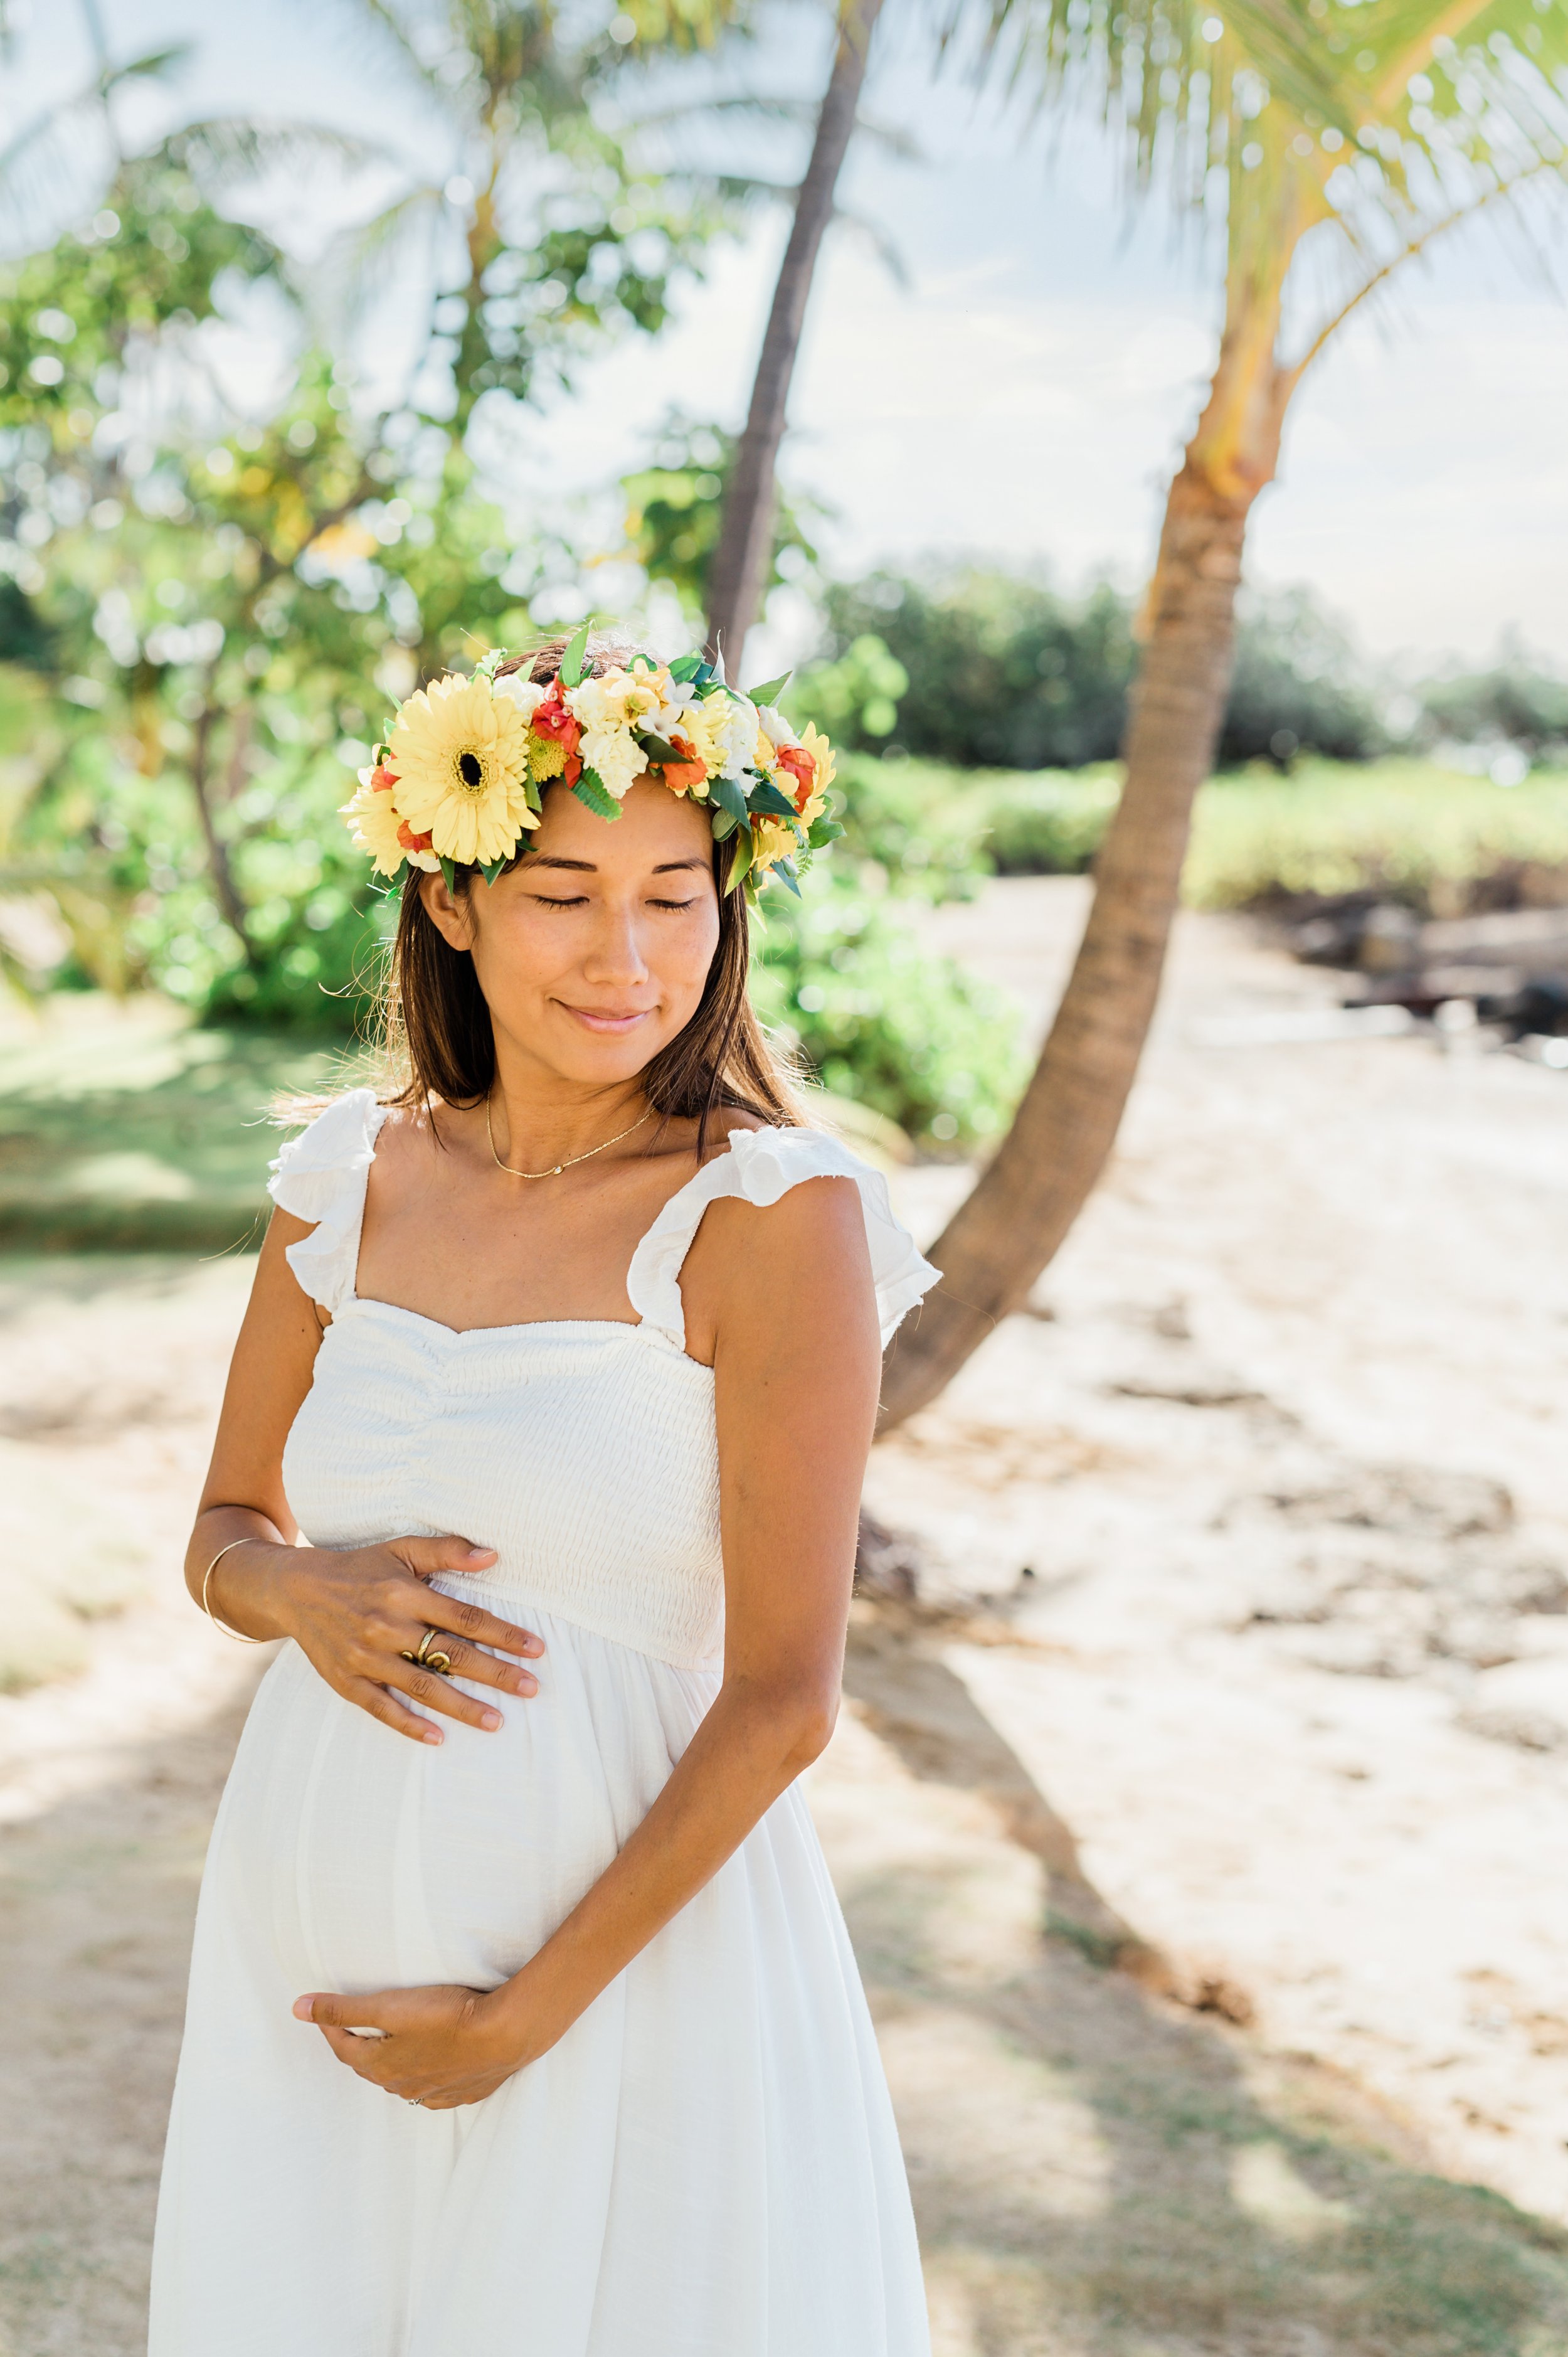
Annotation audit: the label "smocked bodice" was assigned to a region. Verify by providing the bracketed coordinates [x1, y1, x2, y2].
[270, 1091, 937, 1673]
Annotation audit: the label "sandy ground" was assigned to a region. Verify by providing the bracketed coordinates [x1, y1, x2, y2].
[4, 883, 1568, 2355]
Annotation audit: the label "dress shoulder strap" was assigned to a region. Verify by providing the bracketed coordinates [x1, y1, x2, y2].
[627, 1123, 940, 1354]
[266, 1086, 391, 1314]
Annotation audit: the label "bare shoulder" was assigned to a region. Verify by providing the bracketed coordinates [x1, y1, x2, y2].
[687, 1124, 874, 1346]
[361, 1096, 447, 1203]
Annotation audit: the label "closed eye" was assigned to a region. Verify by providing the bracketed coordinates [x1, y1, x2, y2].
[649, 895, 700, 911]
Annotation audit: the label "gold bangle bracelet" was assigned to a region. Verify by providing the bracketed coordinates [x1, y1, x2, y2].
[201, 1536, 269, 1645]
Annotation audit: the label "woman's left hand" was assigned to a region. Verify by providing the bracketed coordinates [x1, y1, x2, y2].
[294, 1982, 534, 2109]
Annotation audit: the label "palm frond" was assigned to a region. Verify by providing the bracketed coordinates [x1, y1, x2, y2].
[164, 117, 378, 187]
[315, 182, 451, 322]
[832, 203, 911, 286]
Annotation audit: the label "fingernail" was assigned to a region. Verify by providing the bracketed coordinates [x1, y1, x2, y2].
[466, 1546, 494, 1562]
[423, 1729, 443, 1745]
[482, 1709, 503, 1730]
[294, 1998, 315, 2021]
[526, 1637, 544, 1656]
[517, 1675, 537, 1696]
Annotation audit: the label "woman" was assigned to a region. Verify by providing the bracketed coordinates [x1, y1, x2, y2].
[149, 630, 938, 2355]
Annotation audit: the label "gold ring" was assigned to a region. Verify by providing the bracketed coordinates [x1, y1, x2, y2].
[398, 1627, 454, 1678]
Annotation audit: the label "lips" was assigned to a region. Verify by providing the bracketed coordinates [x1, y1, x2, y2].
[559, 1004, 654, 1035]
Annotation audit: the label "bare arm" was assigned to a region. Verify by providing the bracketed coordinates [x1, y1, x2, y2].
[189, 1208, 544, 1742]
[302, 1174, 881, 2106]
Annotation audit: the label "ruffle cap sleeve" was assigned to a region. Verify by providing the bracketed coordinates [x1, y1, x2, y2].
[266, 1087, 389, 1314]
[627, 1124, 940, 1353]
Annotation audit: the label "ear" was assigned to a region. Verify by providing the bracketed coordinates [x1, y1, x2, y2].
[418, 865, 475, 952]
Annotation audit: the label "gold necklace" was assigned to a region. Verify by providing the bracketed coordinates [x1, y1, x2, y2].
[485, 1094, 654, 1181]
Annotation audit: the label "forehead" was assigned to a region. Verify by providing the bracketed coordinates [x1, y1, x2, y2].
[524, 775, 715, 870]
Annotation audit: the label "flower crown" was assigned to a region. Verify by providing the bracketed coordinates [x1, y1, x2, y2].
[341, 621, 840, 903]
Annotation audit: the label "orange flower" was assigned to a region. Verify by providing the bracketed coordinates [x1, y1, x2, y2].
[659, 735, 709, 794]
[397, 819, 434, 852]
[532, 685, 582, 752]
[775, 743, 817, 812]
[371, 764, 398, 794]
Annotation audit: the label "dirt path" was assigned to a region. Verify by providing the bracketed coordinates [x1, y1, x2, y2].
[5, 898, 1568, 2353]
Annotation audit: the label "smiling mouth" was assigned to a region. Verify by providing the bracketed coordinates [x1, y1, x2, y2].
[560, 1004, 654, 1034]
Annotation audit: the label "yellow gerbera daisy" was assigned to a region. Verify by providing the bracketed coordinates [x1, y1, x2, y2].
[749, 815, 800, 876]
[341, 771, 421, 878]
[389, 674, 537, 866]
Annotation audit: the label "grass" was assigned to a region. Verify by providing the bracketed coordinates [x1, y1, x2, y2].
[1186, 759, 1568, 913]
[0, 994, 366, 1252]
[947, 755, 1568, 914]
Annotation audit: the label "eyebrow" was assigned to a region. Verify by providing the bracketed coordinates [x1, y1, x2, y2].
[525, 855, 708, 875]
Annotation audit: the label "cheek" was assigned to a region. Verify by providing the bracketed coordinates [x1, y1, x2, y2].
[662, 907, 722, 993]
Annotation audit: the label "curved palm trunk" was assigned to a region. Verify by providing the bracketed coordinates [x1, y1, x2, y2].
[878, 256, 1298, 1432]
[704, 0, 884, 678]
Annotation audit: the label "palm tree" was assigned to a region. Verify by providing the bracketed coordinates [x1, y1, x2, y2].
[324, 0, 747, 436]
[704, 0, 887, 676]
[877, 0, 1568, 1430]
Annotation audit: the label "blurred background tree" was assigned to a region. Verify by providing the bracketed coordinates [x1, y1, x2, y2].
[3, 0, 1568, 1193]
[0, 0, 750, 1028]
[876, 0, 1568, 1429]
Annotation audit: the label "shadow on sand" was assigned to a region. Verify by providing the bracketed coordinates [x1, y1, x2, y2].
[3, 1632, 1566, 2357]
[840, 1610, 1568, 2357]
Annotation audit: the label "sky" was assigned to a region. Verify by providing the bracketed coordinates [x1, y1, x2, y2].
[4, 0, 1567, 671]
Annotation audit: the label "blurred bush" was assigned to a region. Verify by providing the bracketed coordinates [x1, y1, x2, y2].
[806, 568, 1136, 769]
[825, 752, 994, 899]
[1419, 651, 1568, 765]
[620, 409, 821, 615]
[1221, 587, 1386, 766]
[751, 871, 1027, 1149]
[801, 567, 1392, 771]
[1182, 760, 1568, 914]
[980, 769, 1121, 873]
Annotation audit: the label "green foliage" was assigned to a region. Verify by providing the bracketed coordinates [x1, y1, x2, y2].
[921, 753, 1568, 914]
[806, 567, 1396, 770]
[1223, 587, 1386, 767]
[327, 6, 747, 434]
[1421, 654, 1568, 763]
[620, 410, 821, 620]
[824, 750, 994, 899]
[752, 872, 1027, 1148]
[808, 567, 1136, 768]
[0, 143, 284, 415]
[982, 769, 1122, 873]
[1182, 760, 1568, 914]
[788, 635, 909, 743]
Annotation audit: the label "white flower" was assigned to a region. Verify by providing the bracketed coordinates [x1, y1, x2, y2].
[580, 725, 649, 801]
[704, 691, 761, 780]
[492, 674, 548, 724]
[755, 704, 798, 750]
[649, 678, 701, 741]
[566, 668, 660, 734]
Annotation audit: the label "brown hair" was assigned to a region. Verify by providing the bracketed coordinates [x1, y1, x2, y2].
[375, 629, 802, 1152]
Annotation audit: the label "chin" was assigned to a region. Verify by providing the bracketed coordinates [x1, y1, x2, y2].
[548, 1018, 675, 1084]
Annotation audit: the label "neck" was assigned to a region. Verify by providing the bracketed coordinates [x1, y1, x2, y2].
[484, 1043, 650, 1174]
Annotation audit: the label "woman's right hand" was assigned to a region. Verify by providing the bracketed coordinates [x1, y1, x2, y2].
[218, 1533, 544, 1745]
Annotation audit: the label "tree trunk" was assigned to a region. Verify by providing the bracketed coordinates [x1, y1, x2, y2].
[189, 701, 258, 965]
[877, 291, 1297, 1434]
[704, 0, 884, 679]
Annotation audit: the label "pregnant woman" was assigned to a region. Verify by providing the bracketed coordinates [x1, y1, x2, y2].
[149, 629, 938, 2356]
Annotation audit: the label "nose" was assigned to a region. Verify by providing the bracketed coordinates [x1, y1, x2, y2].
[579, 899, 651, 992]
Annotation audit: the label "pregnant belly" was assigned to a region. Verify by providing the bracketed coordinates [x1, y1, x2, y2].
[209, 1613, 718, 1996]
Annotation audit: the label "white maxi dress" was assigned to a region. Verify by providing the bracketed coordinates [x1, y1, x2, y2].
[149, 1090, 939, 2357]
